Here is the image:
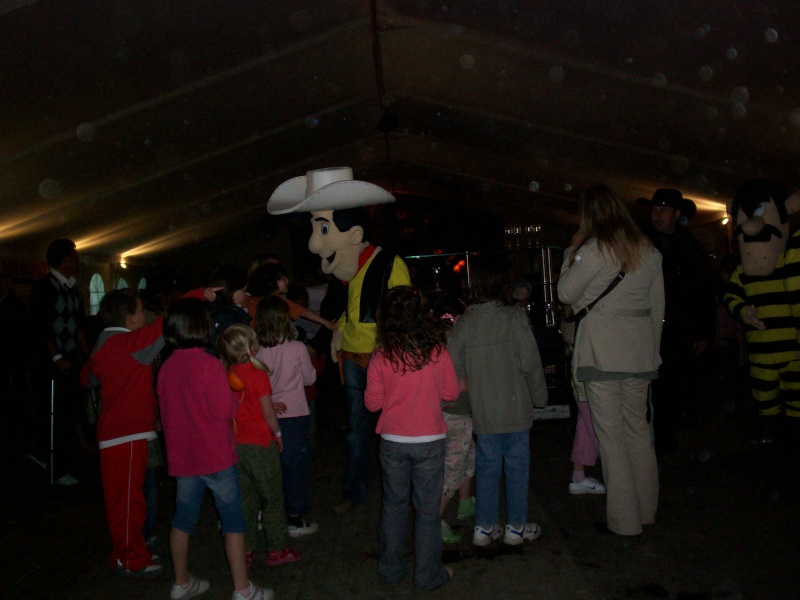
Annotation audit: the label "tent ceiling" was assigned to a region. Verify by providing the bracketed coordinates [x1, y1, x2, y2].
[1, 0, 798, 266]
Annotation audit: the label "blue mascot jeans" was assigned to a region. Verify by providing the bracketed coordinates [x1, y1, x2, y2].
[342, 358, 373, 504]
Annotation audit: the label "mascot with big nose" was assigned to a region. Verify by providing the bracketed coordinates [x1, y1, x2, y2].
[268, 167, 411, 514]
[725, 179, 800, 456]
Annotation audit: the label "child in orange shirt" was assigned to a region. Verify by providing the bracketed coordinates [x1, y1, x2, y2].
[244, 264, 337, 333]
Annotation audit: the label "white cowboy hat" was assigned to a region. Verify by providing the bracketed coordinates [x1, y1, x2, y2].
[267, 167, 395, 215]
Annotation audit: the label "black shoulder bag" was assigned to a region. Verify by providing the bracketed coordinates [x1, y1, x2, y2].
[560, 272, 626, 345]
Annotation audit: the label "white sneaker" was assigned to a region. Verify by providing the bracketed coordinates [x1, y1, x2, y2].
[113, 559, 163, 578]
[472, 524, 502, 547]
[231, 581, 274, 600]
[503, 523, 542, 545]
[287, 519, 319, 538]
[170, 575, 210, 599]
[55, 474, 79, 486]
[569, 477, 606, 495]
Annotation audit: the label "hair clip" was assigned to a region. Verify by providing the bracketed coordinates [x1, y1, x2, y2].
[439, 313, 454, 322]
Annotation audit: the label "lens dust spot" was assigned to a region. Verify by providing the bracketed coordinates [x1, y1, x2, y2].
[459, 54, 475, 69]
[731, 102, 747, 119]
[731, 87, 749, 104]
[38, 179, 61, 199]
[76, 123, 95, 142]
[698, 65, 714, 81]
[548, 65, 565, 82]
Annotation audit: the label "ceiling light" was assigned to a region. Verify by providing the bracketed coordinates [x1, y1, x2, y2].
[721, 216, 730, 225]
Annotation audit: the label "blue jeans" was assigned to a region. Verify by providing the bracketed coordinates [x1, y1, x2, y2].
[475, 430, 531, 527]
[278, 415, 312, 515]
[342, 359, 374, 504]
[378, 438, 450, 591]
[172, 465, 245, 535]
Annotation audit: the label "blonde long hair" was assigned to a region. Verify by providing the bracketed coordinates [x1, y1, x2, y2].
[217, 323, 271, 375]
[576, 183, 649, 272]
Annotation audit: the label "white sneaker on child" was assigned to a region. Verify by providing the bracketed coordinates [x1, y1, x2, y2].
[568, 477, 606, 495]
[170, 575, 210, 599]
[472, 524, 502, 547]
[113, 559, 162, 578]
[287, 519, 318, 538]
[503, 523, 541, 545]
[231, 581, 274, 600]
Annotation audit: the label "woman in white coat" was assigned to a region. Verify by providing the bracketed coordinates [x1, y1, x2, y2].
[558, 184, 665, 536]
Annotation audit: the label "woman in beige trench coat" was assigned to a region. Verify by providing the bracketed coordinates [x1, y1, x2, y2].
[558, 184, 665, 536]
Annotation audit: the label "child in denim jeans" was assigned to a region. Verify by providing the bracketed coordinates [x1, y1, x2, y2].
[157, 298, 272, 600]
[365, 286, 461, 591]
[447, 266, 548, 547]
[255, 296, 318, 539]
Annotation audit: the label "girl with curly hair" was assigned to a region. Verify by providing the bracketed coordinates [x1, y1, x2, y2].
[364, 286, 461, 591]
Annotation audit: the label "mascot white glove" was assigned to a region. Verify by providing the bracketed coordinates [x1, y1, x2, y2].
[330, 329, 344, 363]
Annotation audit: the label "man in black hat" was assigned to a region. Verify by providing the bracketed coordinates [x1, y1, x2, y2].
[638, 189, 716, 458]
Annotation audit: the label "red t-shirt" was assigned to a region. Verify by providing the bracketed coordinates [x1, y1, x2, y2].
[230, 362, 277, 447]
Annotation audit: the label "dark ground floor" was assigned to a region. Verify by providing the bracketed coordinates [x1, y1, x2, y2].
[2, 362, 799, 600]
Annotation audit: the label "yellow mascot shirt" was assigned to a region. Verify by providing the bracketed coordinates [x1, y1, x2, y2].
[338, 247, 410, 354]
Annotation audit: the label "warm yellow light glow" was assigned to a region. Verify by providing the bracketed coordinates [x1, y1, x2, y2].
[722, 216, 730, 225]
[120, 234, 187, 260]
[629, 180, 728, 215]
[0, 210, 64, 241]
[72, 219, 144, 251]
[692, 197, 728, 213]
[120, 258, 127, 269]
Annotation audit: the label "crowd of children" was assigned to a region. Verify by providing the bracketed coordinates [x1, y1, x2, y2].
[81, 255, 551, 598]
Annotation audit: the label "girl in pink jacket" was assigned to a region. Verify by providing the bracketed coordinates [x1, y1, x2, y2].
[365, 286, 460, 591]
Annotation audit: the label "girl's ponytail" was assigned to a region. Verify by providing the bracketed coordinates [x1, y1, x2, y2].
[217, 324, 272, 375]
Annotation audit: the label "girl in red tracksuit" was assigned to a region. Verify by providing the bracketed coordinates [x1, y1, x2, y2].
[82, 287, 207, 577]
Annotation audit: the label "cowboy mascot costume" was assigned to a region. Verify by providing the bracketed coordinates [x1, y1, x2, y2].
[725, 179, 800, 458]
[268, 167, 411, 514]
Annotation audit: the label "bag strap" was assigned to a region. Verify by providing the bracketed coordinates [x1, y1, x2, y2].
[572, 272, 626, 321]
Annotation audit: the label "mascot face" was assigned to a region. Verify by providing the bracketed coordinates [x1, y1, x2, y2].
[308, 210, 364, 282]
[735, 196, 788, 277]
[733, 182, 800, 277]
